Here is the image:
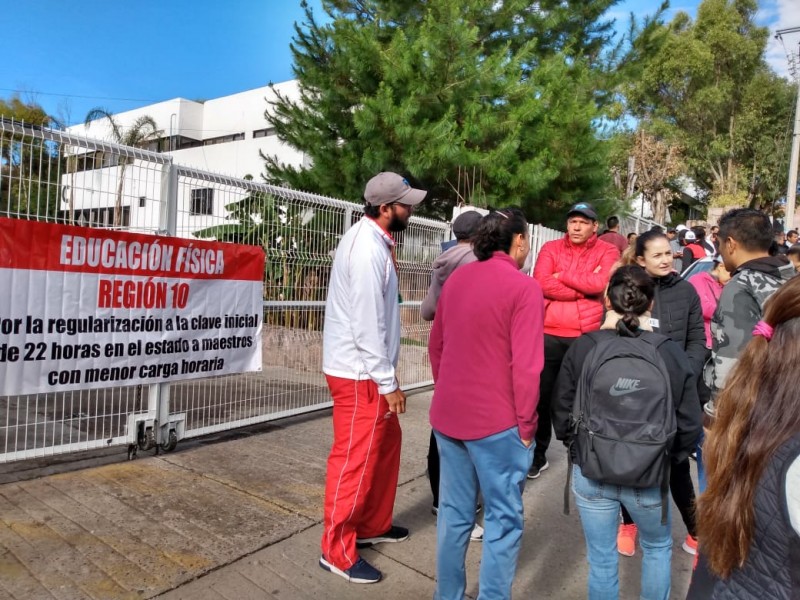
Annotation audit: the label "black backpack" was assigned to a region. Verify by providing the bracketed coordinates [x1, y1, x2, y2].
[564, 330, 676, 522]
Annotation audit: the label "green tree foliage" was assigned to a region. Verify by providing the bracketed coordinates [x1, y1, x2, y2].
[0, 96, 62, 219]
[623, 0, 794, 210]
[264, 0, 626, 226]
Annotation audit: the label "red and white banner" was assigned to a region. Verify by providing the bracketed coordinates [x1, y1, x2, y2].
[0, 218, 265, 395]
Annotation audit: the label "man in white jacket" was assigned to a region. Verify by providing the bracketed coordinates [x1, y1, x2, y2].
[319, 172, 426, 584]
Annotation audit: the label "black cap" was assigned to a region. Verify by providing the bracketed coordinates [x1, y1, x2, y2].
[452, 210, 483, 240]
[567, 202, 598, 221]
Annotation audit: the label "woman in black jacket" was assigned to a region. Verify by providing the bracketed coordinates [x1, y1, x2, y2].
[553, 265, 702, 600]
[637, 231, 707, 373]
[611, 230, 706, 557]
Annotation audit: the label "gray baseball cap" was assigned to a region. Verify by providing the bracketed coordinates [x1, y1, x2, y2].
[364, 172, 427, 206]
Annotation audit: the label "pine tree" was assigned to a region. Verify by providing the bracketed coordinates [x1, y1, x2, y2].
[264, 0, 621, 225]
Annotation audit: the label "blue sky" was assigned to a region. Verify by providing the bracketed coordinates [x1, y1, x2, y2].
[0, 0, 794, 126]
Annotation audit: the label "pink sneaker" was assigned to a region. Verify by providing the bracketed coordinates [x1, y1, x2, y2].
[682, 534, 698, 555]
[617, 523, 638, 557]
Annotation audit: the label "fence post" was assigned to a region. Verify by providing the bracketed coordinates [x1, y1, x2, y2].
[160, 162, 178, 237]
[343, 207, 353, 234]
[148, 161, 180, 450]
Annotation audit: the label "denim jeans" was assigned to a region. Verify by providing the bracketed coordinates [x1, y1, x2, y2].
[434, 427, 534, 600]
[572, 466, 672, 600]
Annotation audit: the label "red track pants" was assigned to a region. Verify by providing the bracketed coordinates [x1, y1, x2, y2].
[321, 375, 402, 569]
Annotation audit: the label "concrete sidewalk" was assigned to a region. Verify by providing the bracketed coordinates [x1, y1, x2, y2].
[0, 392, 693, 599]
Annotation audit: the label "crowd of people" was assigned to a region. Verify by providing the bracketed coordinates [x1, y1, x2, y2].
[315, 171, 800, 599]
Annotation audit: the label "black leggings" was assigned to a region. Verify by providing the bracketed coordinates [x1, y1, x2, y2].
[621, 458, 696, 537]
[428, 430, 440, 507]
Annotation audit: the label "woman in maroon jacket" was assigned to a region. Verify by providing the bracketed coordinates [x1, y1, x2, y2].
[429, 207, 545, 600]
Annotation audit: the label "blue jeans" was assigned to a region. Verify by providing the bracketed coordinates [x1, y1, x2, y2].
[434, 427, 534, 600]
[572, 466, 672, 600]
[696, 431, 706, 493]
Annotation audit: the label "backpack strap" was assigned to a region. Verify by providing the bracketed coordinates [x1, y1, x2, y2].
[636, 329, 671, 350]
[564, 447, 573, 516]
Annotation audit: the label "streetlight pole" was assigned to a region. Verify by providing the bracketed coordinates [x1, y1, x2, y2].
[777, 27, 800, 230]
[787, 82, 800, 230]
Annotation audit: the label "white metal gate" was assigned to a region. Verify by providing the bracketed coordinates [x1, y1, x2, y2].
[0, 119, 450, 463]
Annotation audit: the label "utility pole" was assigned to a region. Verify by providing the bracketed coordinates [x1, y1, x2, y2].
[787, 81, 800, 230]
[777, 27, 800, 230]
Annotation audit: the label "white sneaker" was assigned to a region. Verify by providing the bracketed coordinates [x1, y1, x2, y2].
[470, 524, 484, 542]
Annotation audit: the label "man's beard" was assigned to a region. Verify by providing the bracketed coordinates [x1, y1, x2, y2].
[388, 215, 409, 232]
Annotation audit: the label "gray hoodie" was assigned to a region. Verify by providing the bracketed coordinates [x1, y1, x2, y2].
[420, 243, 478, 321]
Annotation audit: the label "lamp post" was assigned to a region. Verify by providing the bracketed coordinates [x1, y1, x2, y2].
[776, 28, 800, 230]
[786, 77, 800, 230]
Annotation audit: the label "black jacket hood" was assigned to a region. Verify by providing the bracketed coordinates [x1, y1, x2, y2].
[735, 255, 793, 280]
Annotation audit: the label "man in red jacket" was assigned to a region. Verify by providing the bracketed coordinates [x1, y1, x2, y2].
[528, 202, 620, 479]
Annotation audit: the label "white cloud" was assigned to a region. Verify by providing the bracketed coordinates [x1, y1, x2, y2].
[759, 0, 799, 79]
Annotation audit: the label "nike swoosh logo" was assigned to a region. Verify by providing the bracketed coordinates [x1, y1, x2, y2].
[609, 386, 645, 396]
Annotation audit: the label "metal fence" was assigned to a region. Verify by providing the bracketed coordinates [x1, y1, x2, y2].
[0, 118, 568, 465]
[620, 213, 663, 236]
[0, 119, 453, 463]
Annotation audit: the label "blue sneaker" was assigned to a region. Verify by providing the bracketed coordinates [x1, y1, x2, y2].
[319, 556, 382, 584]
[356, 525, 409, 548]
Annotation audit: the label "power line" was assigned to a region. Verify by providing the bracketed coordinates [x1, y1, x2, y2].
[0, 87, 158, 103]
[775, 27, 800, 81]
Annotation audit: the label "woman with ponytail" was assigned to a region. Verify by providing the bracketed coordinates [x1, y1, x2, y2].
[687, 275, 800, 600]
[553, 265, 702, 600]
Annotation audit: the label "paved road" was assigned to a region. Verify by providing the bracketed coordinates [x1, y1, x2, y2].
[0, 392, 694, 599]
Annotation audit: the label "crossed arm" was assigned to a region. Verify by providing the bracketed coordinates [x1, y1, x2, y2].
[534, 243, 619, 300]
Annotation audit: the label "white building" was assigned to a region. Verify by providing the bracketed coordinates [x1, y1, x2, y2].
[64, 80, 305, 234]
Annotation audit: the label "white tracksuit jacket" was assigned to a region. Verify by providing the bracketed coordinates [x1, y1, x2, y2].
[322, 216, 400, 394]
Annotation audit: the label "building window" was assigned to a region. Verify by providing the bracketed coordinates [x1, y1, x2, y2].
[139, 196, 147, 208]
[61, 206, 130, 227]
[202, 132, 245, 146]
[253, 127, 276, 138]
[176, 136, 202, 150]
[191, 188, 214, 215]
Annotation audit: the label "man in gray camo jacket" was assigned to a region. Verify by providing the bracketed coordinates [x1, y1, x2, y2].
[706, 209, 795, 416]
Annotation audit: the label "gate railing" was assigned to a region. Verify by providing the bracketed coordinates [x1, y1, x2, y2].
[0, 118, 448, 463]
